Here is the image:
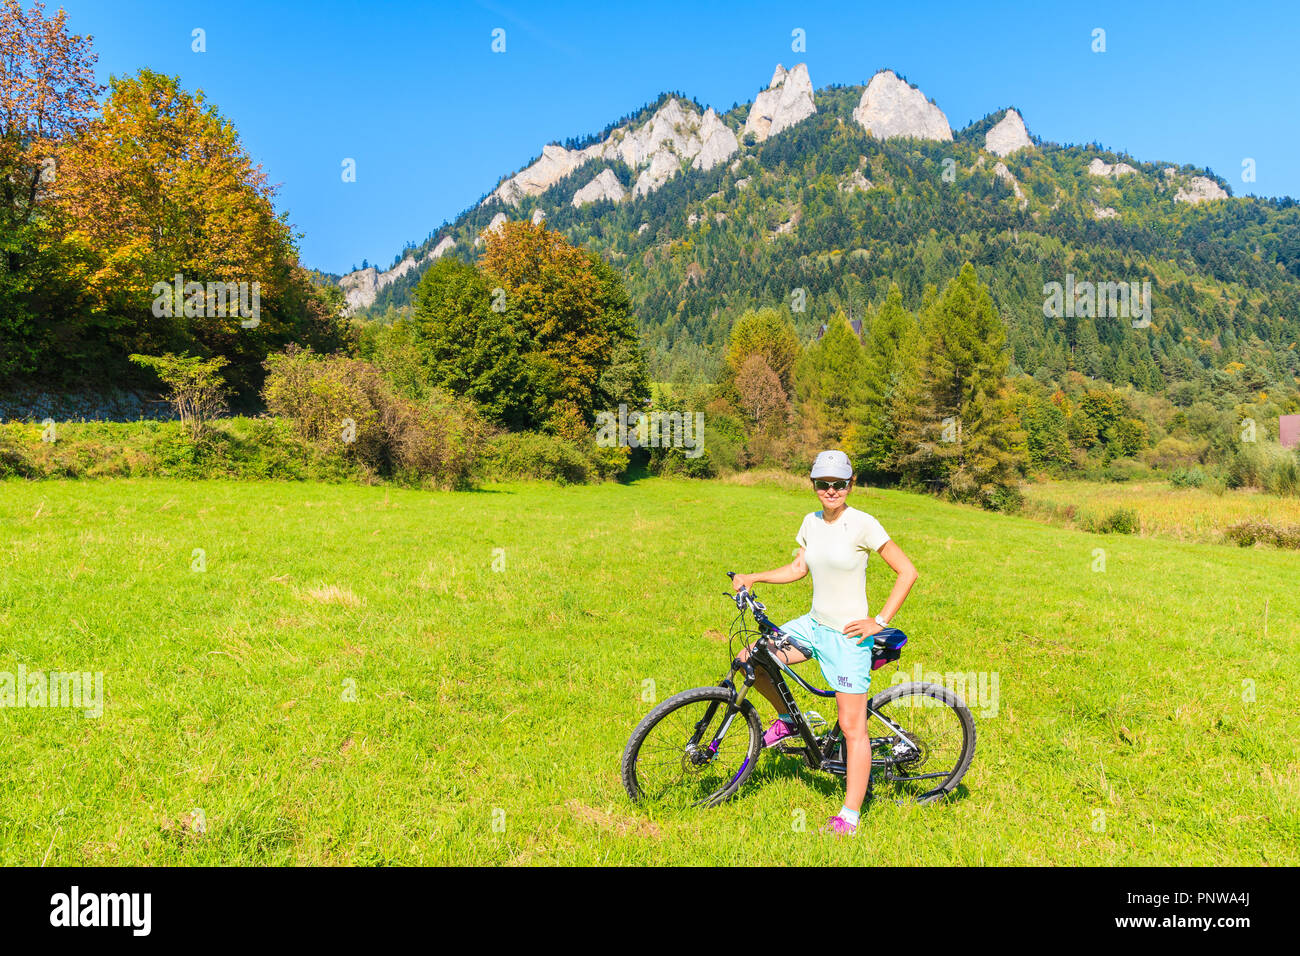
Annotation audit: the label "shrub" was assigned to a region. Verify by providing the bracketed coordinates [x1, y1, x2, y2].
[1081, 507, 1139, 534]
[262, 345, 487, 488]
[128, 353, 230, 438]
[1102, 507, 1140, 534]
[983, 483, 1024, 513]
[1169, 466, 1206, 488]
[480, 431, 597, 484]
[1224, 519, 1300, 549]
[1225, 448, 1263, 489]
[1268, 456, 1300, 497]
[1103, 457, 1145, 482]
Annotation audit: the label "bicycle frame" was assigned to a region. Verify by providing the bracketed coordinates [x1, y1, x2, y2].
[702, 583, 924, 781]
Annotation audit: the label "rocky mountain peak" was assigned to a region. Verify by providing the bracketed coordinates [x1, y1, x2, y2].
[853, 70, 952, 141]
[985, 109, 1032, 156]
[742, 62, 816, 143]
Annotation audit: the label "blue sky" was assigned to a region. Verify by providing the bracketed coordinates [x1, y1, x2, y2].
[53, 0, 1300, 274]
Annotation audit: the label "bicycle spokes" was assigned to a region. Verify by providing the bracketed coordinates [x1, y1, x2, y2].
[631, 698, 754, 809]
[871, 691, 969, 802]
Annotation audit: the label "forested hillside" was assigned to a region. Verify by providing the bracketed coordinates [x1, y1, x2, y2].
[354, 84, 1300, 403]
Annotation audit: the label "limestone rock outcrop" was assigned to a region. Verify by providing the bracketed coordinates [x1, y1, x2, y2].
[993, 161, 1027, 207]
[572, 168, 626, 207]
[742, 63, 817, 143]
[1174, 176, 1229, 203]
[853, 70, 952, 141]
[340, 235, 457, 315]
[692, 108, 740, 171]
[1088, 158, 1137, 177]
[985, 109, 1032, 156]
[484, 96, 741, 210]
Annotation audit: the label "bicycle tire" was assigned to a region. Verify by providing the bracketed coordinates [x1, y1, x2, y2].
[868, 680, 977, 804]
[622, 686, 763, 809]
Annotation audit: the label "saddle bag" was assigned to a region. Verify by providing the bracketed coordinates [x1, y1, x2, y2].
[870, 627, 908, 670]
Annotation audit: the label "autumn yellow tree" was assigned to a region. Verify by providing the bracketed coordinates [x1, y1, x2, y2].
[49, 69, 343, 388]
[479, 220, 646, 428]
[0, 0, 102, 379]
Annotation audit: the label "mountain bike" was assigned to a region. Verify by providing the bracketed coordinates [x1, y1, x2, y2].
[621, 572, 976, 809]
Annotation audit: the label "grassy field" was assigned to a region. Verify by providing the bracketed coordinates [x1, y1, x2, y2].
[1022, 479, 1300, 545]
[1, 476, 1296, 865]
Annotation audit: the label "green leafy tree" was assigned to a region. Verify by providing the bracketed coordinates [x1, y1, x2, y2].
[128, 352, 229, 437]
[796, 310, 872, 451]
[409, 257, 533, 429]
[723, 307, 800, 393]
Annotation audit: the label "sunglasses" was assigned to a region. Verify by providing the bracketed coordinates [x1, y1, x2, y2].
[813, 479, 849, 491]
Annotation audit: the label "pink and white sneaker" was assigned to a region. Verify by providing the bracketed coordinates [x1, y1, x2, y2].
[762, 717, 797, 748]
[821, 815, 857, 837]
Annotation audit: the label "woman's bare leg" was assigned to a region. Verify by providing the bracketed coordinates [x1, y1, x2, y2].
[837, 690, 871, 812]
[738, 643, 808, 716]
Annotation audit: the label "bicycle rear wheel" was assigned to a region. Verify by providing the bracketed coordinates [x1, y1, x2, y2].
[868, 681, 976, 804]
[622, 686, 763, 809]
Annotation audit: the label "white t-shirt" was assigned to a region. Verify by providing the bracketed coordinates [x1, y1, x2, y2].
[795, 506, 891, 632]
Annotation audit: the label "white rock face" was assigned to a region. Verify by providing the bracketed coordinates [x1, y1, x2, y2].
[340, 267, 379, 314]
[633, 146, 684, 198]
[1092, 204, 1119, 219]
[1174, 176, 1229, 203]
[339, 236, 459, 315]
[473, 212, 508, 248]
[1088, 158, 1137, 177]
[993, 161, 1027, 207]
[572, 168, 626, 207]
[637, 223, 650, 234]
[486, 142, 604, 206]
[838, 168, 873, 193]
[985, 109, 1032, 156]
[853, 70, 952, 141]
[692, 108, 740, 171]
[531, 208, 546, 225]
[743, 63, 817, 142]
[484, 96, 741, 210]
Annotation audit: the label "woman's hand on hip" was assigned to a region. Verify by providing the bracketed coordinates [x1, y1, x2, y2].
[843, 618, 883, 645]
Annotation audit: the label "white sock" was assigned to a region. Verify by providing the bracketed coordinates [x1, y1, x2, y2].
[839, 805, 860, 826]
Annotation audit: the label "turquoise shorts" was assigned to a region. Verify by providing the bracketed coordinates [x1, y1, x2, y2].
[777, 612, 874, 695]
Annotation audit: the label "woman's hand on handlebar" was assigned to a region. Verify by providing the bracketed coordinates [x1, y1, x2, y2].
[731, 572, 757, 592]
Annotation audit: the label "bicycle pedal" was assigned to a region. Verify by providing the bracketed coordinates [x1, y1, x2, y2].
[804, 710, 828, 729]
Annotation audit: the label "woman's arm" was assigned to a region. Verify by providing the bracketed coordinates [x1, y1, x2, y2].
[872, 540, 918, 624]
[732, 548, 808, 590]
[842, 539, 919, 643]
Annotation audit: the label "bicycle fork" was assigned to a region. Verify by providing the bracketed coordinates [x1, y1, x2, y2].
[685, 659, 757, 760]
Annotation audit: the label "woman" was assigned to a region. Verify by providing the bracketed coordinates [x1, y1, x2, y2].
[732, 450, 918, 838]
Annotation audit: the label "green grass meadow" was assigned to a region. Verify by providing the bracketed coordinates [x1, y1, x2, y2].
[0, 476, 1295, 865]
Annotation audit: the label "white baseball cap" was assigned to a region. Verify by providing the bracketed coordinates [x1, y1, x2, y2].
[810, 450, 853, 480]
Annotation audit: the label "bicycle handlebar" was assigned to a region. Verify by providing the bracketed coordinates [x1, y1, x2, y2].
[725, 571, 787, 647]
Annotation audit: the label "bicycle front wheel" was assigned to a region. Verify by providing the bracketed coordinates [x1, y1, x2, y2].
[622, 686, 763, 809]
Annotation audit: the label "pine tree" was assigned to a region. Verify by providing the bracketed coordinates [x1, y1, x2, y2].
[891, 263, 1026, 502]
[860, 282, 921, 471]
[792, 310, 871, 453]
